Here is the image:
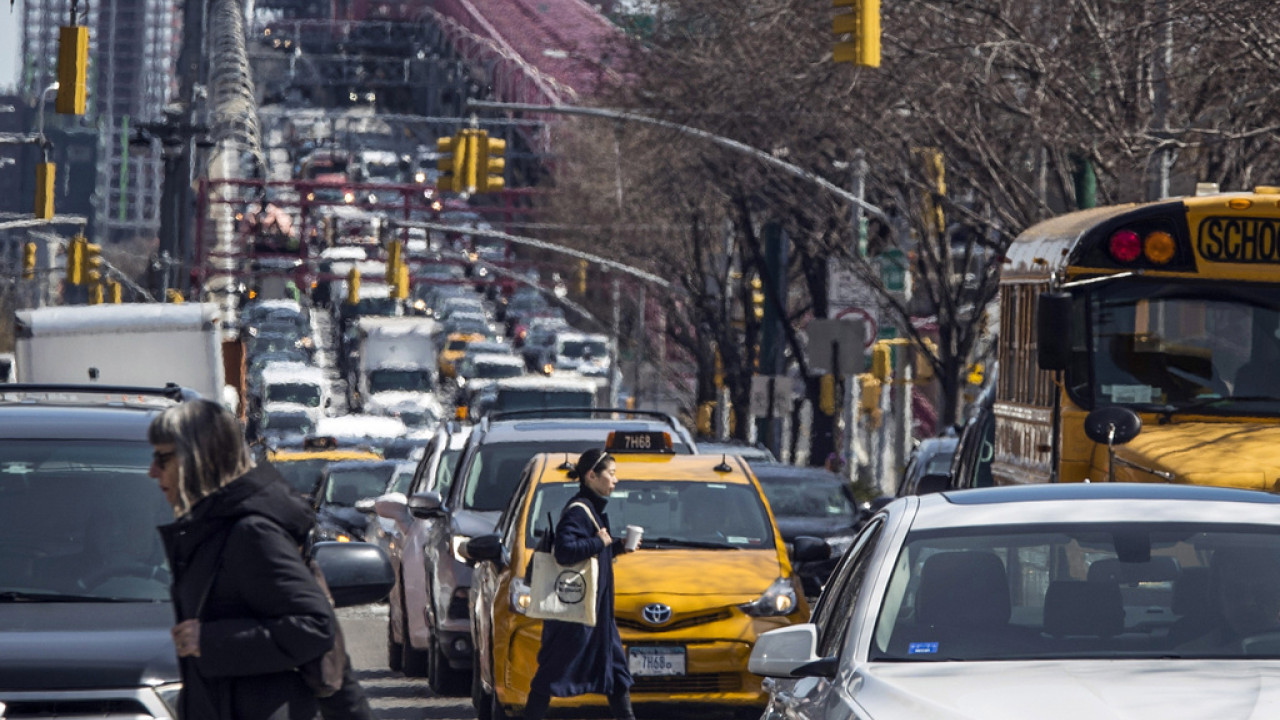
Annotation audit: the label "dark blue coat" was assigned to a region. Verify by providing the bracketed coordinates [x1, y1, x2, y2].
[529, 489, 633, 698]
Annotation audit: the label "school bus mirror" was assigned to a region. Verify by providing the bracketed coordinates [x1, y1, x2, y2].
[1082, 406, 1142, 446]
[1037, 292, 1073, 371]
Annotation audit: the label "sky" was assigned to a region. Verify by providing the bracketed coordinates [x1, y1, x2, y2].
[1, 0, 20, 92]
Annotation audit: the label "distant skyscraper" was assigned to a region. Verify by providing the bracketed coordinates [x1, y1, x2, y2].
[22, 0, 179, 242]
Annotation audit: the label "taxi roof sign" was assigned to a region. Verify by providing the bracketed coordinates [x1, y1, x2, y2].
[605, 430, 673, 454]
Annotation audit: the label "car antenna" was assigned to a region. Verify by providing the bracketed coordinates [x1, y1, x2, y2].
[558, 454, 574, 471]
[714, 453, 733, 473]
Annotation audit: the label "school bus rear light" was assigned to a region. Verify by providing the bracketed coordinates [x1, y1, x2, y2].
[1108, 229, 1142, 263]
[1144, 231, 1176, 264]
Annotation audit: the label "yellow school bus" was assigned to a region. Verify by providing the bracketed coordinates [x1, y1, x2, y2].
[991, 186, 1280, 490]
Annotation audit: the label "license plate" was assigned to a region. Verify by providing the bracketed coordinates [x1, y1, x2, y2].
[628, 646, 685, 676]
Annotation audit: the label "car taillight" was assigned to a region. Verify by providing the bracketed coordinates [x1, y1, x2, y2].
[1108, 229, 1142, 262]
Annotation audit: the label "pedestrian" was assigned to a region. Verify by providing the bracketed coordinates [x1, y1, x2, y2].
[150, 398, 340, 720]
[524, 447, 635, 720]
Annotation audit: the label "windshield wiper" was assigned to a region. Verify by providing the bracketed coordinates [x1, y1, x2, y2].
[641, 536, 738, 550]
[1157, 395, 1277, 420]
[0, 590, 134, 603]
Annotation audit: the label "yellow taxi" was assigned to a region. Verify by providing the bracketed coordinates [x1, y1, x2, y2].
[438, 332, 488, 380]
[466, 431, 819, 720]
[265, 436, 382, 501]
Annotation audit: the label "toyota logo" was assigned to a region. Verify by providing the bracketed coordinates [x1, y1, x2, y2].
[642, 603, 672, 625]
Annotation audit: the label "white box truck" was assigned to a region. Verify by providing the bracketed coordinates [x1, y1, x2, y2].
[350, 316, 437, 412]
[15, 303, 228, 402]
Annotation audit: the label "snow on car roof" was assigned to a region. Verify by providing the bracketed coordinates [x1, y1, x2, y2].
[320, 246, 368, 261]
[472, 353, 525, 367]
[261, 401, 317, 418]
[493, 374, 598, 391]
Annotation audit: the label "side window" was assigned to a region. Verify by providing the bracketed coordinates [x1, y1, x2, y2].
[497, 465, 536, 546]
[410, 439, 440, 495]
[811, 518, 884, 658]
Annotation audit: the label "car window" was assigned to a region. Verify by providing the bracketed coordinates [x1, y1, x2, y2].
[0, 439, 173, 601]
[757, 476, 859, 519]
[526, 480, 776, 550]
[270, 458, 328, 496]
[458, 441, 596, 512]
[410, 438, 440, 494]
[435, 447, 462, 499]
[811, 518, 884, 658]
[868, 522, 1280, 661]
[322, 467, 395, 505]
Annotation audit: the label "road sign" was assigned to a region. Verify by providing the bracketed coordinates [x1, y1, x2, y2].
[808, 318, 865, 375]
[835, 306, 877, 348]
[750, 375, 790, 417]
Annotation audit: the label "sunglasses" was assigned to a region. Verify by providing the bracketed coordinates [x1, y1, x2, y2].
[152, 450, 176, 469]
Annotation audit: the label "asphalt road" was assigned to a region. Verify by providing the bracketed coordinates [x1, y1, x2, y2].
[339, 604, 475, 720]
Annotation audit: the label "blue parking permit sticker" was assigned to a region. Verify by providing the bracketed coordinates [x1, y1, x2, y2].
[908, 642, 939, 655]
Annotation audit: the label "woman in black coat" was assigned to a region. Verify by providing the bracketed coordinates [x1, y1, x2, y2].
[151, 399, 337, 720]
[525, 448, 635, 720]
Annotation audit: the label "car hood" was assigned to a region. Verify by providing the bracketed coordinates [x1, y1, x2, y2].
[1109, 421, 1280, 490]
[0, 602, 178, 689]
[452, 509, 502, 538]
[318, 505, 368, 533]
[773, 516, 860, 541]
[614, 549, 782, 599]
[857, 660, 1280, 719]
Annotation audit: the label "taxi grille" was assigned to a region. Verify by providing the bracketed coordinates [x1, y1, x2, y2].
[631, 673, 742, 694]
[617, 609, 732, 633]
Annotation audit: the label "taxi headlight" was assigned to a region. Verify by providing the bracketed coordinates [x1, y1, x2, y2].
[155, 681, 182, 714]
[451, 535, 472, 563]
[739, 577, 798, 617]
[510, 576, 532, 614]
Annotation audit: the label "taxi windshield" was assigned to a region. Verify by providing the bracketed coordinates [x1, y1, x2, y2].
[1075, 282, 1280, 411]
[269, 457, 328, 496]
[526, 480, 775, 550]
[870, 522, 1280, 661]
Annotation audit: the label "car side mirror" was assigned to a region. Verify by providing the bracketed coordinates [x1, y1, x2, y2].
[408, 490, 445, 519]
[354, 497, 377, 514]
[464, 533, 506, 569]
[790, 535, 830, 563]
[915, 473, 951, 495]
[312, 541, 394, 607]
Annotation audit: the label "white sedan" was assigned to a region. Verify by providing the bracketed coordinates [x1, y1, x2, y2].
[749, 483, 1280, 719]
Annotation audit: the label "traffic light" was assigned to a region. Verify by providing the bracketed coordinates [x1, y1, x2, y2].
[436, 132, 471, 194]
[166, 289, 185, 303]
[22, 242, 37, 279]
[871, 341, 892, 382]
[82, 242, 102, 287]
[390, 262, 409, 300]
[107, 280, 122, 303]
[88, 279, 103, 305]
[918, 147, 946, 237]
[476, 131, 506, 193]
[65, 235, 84, 285]
[575, 259, 588, 296]
[819, 375, 837, 416]
[750, 276, 765, 321]
[386, 239, 402, 281]
[914, 337, 937, 383]
[35, 162, 55, 220]
[345, 267, 360, 305]
[833, 0, 880, 68]
[56, 25, 89, 115]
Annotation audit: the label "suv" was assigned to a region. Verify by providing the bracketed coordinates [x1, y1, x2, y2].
[0, 384, 393, 719]
[383, 410, 696, 694]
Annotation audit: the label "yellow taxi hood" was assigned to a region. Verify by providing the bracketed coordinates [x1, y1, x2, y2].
[1106, 420, 1280, 491]
[614, 549, 784, 599]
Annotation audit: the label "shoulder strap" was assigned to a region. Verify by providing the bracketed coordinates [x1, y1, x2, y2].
[565, 500, 601, 532]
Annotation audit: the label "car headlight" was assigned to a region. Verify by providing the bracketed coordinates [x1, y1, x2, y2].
[739, 577, 799, 617]
[154, 681, 182, 715]
[451, 535, 472, 563]
[510, 575, 532, 614]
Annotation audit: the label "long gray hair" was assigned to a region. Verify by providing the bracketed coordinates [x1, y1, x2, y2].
[148, 399, 253, 515]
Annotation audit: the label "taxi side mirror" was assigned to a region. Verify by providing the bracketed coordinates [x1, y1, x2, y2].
[465, 533, 506, 569]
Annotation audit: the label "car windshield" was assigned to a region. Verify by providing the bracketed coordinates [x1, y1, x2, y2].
[1076, 282, 1280, 411]
[870, 522, 1280, 661]
[756, 475, 859, 519]
[0, 440, 173, 602]
[459, 441, 599, 512]
[270, 458, 328, 496]
[321, 466, 396, 506]
[472, 362, 524, 379]
[526, 480, 775, 550]
[560, 340, 608, 359]
[266, 382, 322, 406]
[494, 388, 594, 413]
[263, 414, 315, 436]
[369, 369, 433, 394]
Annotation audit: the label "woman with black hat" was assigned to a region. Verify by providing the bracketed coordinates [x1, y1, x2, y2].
[524, 447, 634, 720]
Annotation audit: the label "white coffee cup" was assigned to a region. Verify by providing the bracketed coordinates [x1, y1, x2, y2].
[624, 525, 644, 551]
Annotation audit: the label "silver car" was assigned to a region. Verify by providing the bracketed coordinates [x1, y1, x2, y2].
[750, 483, 1280, 719]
